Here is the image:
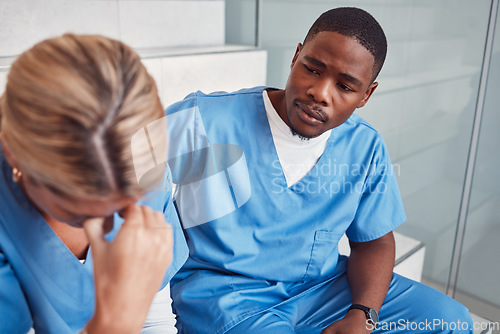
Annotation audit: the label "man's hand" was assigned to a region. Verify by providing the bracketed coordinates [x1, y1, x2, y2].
[83, 205, 173, 334]
[321, 309, 372, 334]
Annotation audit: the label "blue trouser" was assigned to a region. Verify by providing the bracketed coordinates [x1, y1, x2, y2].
[226, 270, 473, 334]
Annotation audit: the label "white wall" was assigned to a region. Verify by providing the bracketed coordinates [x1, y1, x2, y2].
[0, 0, 225, 58]
[0, 0, 267, 103]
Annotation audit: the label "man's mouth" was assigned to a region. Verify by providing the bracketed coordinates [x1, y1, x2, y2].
[296, 102, 326, 125]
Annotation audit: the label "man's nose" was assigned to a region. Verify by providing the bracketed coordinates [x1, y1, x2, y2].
[307, 78, 333, 106]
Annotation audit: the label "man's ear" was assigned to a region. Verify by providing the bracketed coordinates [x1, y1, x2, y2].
[290, 43, 303, 68]
[357, 82, 378, 108]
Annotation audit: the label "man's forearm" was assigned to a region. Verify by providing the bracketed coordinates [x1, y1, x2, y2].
[346, 231, 395, 315]
[320, 232, 396, 334]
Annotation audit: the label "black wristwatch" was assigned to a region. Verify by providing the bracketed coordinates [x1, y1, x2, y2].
[348, 304, 379, 328]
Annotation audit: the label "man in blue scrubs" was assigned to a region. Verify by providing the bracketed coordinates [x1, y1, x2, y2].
[167, 7, 473, 333]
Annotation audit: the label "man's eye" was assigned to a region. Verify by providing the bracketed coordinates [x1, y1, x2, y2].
[304, 64, 319, 75]
[338, 83, 354, 92]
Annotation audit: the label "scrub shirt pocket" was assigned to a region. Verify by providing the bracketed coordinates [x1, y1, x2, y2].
[301, 230, 343, 281]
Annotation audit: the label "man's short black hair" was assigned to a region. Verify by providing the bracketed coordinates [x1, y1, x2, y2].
[304, 7, 387, 81]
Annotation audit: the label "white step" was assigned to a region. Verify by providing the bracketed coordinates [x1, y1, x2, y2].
[140, 45, 267, 106]
[471, 313, 495, 334]
[0, 68, 7, 95]
[0, 46, 268, 106]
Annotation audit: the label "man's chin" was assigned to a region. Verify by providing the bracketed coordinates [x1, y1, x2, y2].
[290, 125, 323, 140]
[290, 128, 312, 141]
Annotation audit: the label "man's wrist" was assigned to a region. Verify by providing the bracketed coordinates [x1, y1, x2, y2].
[343, 310, 373, 333]
[346, 307, 368, 318]
[347, 304, 379, 329]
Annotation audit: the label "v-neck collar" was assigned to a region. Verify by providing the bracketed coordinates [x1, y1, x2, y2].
[259, 88, 336, 190]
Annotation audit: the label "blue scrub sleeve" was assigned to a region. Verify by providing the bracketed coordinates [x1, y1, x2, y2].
[0, 249, 33, 333]
[346, 140, 406, 242]
[161, 166, 189, 284]
[165, 92, 212, 187]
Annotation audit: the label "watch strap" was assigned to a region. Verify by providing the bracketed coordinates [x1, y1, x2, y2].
[348, 304, 379, 328]
[349, 304, 371, 313]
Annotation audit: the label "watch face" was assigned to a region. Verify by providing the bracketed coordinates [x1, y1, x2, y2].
[368, 308, 379, 324]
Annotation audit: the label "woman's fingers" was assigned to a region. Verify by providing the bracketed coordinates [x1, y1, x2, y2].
[140, 206, 164, 229]
[120, 204, 145, 227]
[87, 203, 174, 332]
[83, 217, 106, 252]
[138, 206, 173, 266]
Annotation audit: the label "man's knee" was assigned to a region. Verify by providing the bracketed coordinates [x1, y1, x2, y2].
[431, 295, 473, 333]
[382, 275, 473, 333]
[226, 312, 294, 334]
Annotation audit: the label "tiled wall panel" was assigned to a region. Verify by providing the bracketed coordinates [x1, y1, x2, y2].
[143, 49, 267, 106]
[118, 1, 224, 49]
[0, 0, 120, 57]
[0, 0, 225, 58]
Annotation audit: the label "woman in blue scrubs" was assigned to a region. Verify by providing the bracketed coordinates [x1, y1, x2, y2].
[0, 34, 186, 333]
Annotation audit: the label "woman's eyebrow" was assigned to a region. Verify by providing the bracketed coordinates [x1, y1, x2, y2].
[56, 204, 90, 219]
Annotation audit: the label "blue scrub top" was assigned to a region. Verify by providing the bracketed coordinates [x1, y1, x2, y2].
[167, 87, 406, 333]
[0, 143, 188, 333]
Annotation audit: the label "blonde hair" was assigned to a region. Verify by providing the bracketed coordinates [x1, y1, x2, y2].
[0, 34, 164, 200]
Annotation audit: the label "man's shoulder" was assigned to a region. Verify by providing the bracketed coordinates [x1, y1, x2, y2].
[199, 86, 269, 98]
[344, 113, 381, 138]
[341, 114, 392, 160]
[165, 86, 269, 115]
[339, 113, 390, 156]
[183, 86, 268, 102]
[346, 114, 380, 135]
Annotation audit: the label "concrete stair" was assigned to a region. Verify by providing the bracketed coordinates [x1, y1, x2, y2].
[139, 45, 267, 107]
